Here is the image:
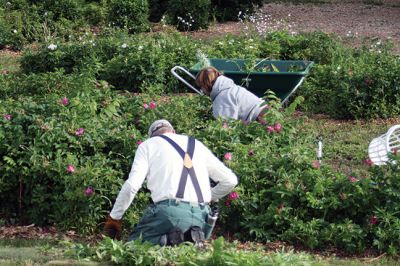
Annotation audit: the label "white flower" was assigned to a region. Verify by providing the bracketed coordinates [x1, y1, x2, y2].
[48, 44, 57, 51]
[12, 29, 17, 33]
[138, 45, 143, 50]
[121, 43, 128, 48]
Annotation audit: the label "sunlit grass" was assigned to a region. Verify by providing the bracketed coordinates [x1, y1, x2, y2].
[0, 51, 20, 74]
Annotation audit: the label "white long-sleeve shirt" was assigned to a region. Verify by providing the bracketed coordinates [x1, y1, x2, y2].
[110, 132, 238, 220]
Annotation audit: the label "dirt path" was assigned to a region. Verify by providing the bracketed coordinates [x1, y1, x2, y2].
[191, 2, 400, 53]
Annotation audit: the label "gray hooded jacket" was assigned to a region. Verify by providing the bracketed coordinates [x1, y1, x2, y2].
[210, 75, 265, 123]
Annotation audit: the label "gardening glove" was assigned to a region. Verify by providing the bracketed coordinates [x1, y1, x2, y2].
[103, 215, 122, 240]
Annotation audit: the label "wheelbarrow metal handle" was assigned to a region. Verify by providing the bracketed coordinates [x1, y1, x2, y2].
[281, 76, 305, 105]
[171, 66, 204, 95]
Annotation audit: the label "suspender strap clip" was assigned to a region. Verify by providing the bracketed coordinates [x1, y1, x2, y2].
[158, 135, 204, 204]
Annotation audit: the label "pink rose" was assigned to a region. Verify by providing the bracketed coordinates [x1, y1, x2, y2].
[364, 158, 373, 167]
[223, 122, 229, 129]
[75, 128, 85, 136]
[274, 123, 282, 133]
[137, 140, 143, 145]
[266, 126, 274, 134]
[370, 215, 378, 225]
[228, 191, 238, 200]
[311, 160, 320, 169]
[149, 101, 157, 109]
[248, 149, 254, 156]
[67, 164, 75, 173]
[348, 176, 357, 183]
[143, 103, 149, 109]
[84, 186, 94, 197]
[224, 152, 232, 161]
[225, 199, 231, 206]
[60, 97, 69, 106]
[4, 114, 11, 120]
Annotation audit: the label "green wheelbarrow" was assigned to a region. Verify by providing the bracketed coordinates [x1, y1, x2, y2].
[171, 58, 314, 104]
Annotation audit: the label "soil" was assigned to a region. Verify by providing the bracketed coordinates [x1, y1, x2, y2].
[189, 1, 400, 53]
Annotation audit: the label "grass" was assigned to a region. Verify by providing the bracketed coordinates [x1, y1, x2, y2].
[0, 239, 100, 265]
[0, 50, 20, 74]
[300, 115, 400, 176]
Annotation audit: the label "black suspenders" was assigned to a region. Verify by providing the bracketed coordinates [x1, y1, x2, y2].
[158, 135, 204, 204]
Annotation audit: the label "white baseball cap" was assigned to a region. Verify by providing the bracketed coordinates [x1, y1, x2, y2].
[148, 119, 174, 137]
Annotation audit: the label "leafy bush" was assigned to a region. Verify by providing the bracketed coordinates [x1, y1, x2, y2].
[18, 31, 400, 118]
[0, 17, 25, 50]
[166, 0, 211, 31]
[148, 0, 169, 22]
[39, 0, 83, 21]
[107, 0, 150, 33]
[301, 47, 400, 119]
[212, 0, 264, 22]
[82, 2, 107, 26]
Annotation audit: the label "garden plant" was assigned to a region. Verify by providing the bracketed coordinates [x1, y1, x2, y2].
[1, 0, 400, 264]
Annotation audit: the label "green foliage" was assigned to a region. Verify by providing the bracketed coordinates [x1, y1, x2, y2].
[66, 237, 318, 265]
[166, 0, 211, 31]
[107, 0, 150, 33]
[301, 47, 400, 119]
[148, 0, 169, 22]
[212, 0, 264, 22]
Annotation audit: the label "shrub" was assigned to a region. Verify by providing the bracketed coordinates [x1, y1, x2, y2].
[38, 0, 83, 21]
[107, 0, 150, 33]
[82, 2, 107, 26]
[301, 47, 400, 119]
[166, 0, 211, 31]
[0, 17, 25, 50]
[212, 0, 264, 22]
[148, 0, 169, 22]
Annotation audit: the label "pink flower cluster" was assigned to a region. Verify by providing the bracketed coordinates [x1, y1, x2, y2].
[370, 215, 378, 225]
[364, 158, 373, 167]
[137, 140, 143, 145]
[224, 152, 232, 161]
[75, 128, 85, 136]
[266, 123, 282, 134]
[67, 164, 75, 173]
[60, 97, 69, 106]
[225, 191, 239, 206]
[248, 149, 255, 156]
[84, 186, 94, 197]
[348, 176, 358, 183]
[4, 114, 11, 120]
[311, 160, 320, 169]
[143, 101, 157, 110]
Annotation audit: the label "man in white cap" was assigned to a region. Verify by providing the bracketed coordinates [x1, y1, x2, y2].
[104, 119, 238, 245]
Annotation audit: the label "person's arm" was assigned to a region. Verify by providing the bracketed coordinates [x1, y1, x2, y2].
[109, 144, 149, 220]
[203, 145, 238, 201]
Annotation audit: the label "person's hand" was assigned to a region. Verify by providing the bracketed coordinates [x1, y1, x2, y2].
[103, 215, 122, 240]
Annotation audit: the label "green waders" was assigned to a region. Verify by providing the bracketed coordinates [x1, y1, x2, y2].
[128, 200, 213, 244]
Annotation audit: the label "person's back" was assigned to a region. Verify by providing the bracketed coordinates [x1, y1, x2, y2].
[104, 119, 238, 245]
[195, 67, 265, 123]
[210, 75, 265, 123]
[139, 132, 222, 203]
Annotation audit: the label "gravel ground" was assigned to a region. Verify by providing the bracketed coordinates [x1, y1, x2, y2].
[190, 2, 400, 53]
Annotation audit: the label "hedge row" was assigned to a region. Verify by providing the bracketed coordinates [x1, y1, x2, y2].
[17, 31, 400, 119]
